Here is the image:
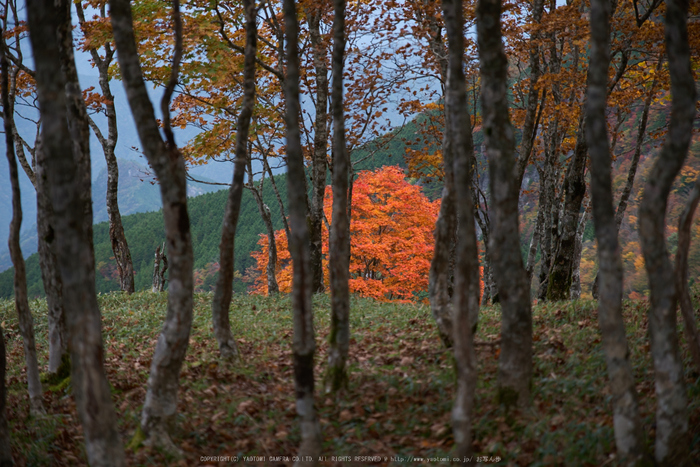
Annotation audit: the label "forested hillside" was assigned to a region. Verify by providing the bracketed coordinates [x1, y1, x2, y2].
[0, 121, 414, 299]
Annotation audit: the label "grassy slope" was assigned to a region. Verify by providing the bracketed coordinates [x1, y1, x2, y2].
[1, 294, 698, 465]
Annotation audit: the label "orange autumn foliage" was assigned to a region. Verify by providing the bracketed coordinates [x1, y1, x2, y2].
[250, 166, 442, 301]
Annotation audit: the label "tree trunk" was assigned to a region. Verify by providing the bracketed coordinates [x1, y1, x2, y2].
[442, 0, 478, 456]
[325, 0, 351, 394]
[537, 132, 559, 301]
[547, 115, 587, 302]
[27, 1, 126, 463]
[477, 0, 533, 408]
[570, 199, 589, 300]
[76, 3, 135, 294]
[0, 322, 11, 467]
[307, 5, 329, 295]
[248, 165, 279, 295]
[425, 5, 457, 348]
[211, 0, 257, 360]
[36, 142, 68, 375]
[674, 174, 700, 375]
[284, 0, 322, 462]
[638, 0, 695, 463]
[514, 0, 544, 188]
[111, 0, 194, 454]
[2, 47, 45, 417]
[429, 172, 456, 347]
[614, 58, 661, 232]
[586, 1, 649, 462]
[158, 248, 168, 292]
[152, 245, 162, 293]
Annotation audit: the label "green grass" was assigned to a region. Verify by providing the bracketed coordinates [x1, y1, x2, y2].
[0, 293, 699, 465]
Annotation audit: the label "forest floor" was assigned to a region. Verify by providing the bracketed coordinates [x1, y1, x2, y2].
[0, 292, 699, 466]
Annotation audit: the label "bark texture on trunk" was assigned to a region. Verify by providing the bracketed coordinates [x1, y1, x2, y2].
[248, 166, 279, 295]
[537, 132, 559, 301]
[586, 1, 649, 462]
[76, 3, 134, 294]
[211, 0, 257, 359]
[325, 0, 351, 394]
[674, 176, 700, 375]
[0, 324, 11, 466]
[442, 0, 478, 457]
[638, 0, 695, 463]
[307, 5, 328, 295]
[2, 47, 44, 417]
[477, 0, 533, 408]
[111, 0, 194, 454]
[425, 7, 456, 348]
[36, 143, 68, 374]
[547, 115, 587, 302]
[285, 0, 321, 462]
[570, 199, 589, 300]
[27, 1, 126, 464]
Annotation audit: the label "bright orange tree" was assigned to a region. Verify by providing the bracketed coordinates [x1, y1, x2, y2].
[250, 166, 441, 301]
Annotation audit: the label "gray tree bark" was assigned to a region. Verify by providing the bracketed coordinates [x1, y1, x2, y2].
[442, 0, 479, 457]
[638, 0, 695, 463]
[477, 0, 533, 408]
[111, 0, 194, 454]
[674, 175, 700, 375]
[586, 1, 649, 462]
[0, 323, 11, 466]
[76, 3, 135, 294]
[514, 0, 544, 189]
[0, 0, 68, 375]
[325, 0, 351, 394]
[284, 0, 322, 462]
[2, 45, 45, 417]
[423, 3, 456, 348]
[247, 159, 279, 295]
[211, 0, 257, 360]
[307, 5, 329, 294]
[570, 199, 589, 300]
[547, 114, 587, 301]
[27, 1, 126, 464]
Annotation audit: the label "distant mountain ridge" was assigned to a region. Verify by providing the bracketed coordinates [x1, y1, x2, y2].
[0, 158, 221, 272]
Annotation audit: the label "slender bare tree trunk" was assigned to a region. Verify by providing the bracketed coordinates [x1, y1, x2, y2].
[570, 199, 589, 300]
[0, 323, 11, 467]
[284, 0, 321, 462]
[424, 8, 456, 348]
[674, 177, 700, 375]
[441, 0, 478, 457]
[325, 0, 351, 394]
[151, 245, 162, 293]
[27, 1, 126, 464]
[586, 1, 649, 462]
[211, 0, 257, 359]
[638, 0, 695, 463]
[2, 45, 44, 417]
[76, 3, 135, 294]
[514, 0, 544, 188]
[0, 0, 67, 377]
[307, 5, 329, 295]
[111, 0, 194, 454]
[477, 0, 533, 408]
[248, 162, 279, 295]
[36, 179, 68, 375]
